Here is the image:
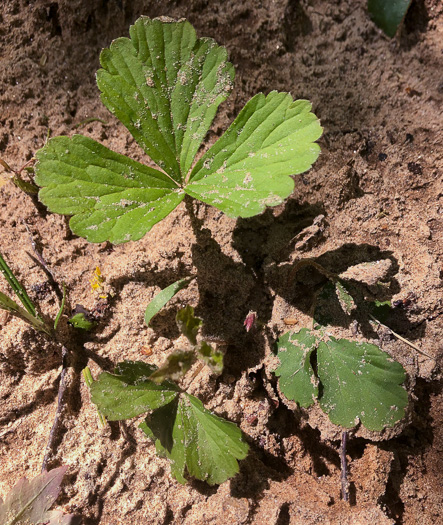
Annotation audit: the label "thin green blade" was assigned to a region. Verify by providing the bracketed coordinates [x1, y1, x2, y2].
[90, 361, 180, 420]
[317, 337, 408, 431]
[186, 92, 322, 216]
[141, 393, 248, 485]
[368, 0, 412, 38]
[35, 135, 184, 244]
[97, 17, 234, 181]
[144, 277, 193, 326]
[274, 329, 318, 408]
[0, 252, 37, 317]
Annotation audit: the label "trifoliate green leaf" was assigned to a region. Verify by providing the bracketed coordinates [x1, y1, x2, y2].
[274, 329, 318, 408]
[90, 361, 180, 419]
[368, 0, 412, 38]
[317, 337, 408, 431]
[186, 92, 322, 217]
[35, 135, 184, 244]
[148, 350, 196, 384]
[140, 393, 249, 485]
[196, 341, 224, 375]
[144, 277, 193, 326]
[97, 16, 234, 181]
[35, 18, 322, 244]
[0, 466, 78, 525]
[176, 305, 202, 345]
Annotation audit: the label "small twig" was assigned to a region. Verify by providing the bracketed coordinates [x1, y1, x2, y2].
[23, 221, 63, 301]
[41, 346, 69, 472]
[369, 314, 433, 359]
[340, 430, 349, 502]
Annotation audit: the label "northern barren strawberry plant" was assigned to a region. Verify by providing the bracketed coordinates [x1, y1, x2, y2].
[89, 306, 247, 485]
[34, 16, 322, 244]
[32, 16, 322, 485]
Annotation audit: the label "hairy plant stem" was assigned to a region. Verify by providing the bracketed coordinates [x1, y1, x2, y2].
[340, 430, 349, 502]
[41, 345, 68, 472]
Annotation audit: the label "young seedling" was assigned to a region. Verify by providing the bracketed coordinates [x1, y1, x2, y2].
[273, 261, 416, 499]
[34, 16, 322, 244]
[89, 306, 247, 485]
[0, 466, 79, 525]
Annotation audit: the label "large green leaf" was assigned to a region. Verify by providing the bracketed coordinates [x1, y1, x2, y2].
[35, 135, 184, 244]
[274, 329, 318, 408]
[97, 16, 234, 181]
[140, 393, 249, 485]
[317, 337, 408, 431]
[90, 361, 180, 419]
[35, 17, 322, 244]
[186, 92, 322, 217]
[368, 0, 412, 38]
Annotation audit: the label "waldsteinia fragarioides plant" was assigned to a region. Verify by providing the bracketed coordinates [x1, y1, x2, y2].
[34, 16, 322, 243]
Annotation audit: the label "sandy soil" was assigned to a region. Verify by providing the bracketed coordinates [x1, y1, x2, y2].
[0, 0, 442, 523]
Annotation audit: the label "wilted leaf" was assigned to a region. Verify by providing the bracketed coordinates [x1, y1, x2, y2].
[140, 393, 248, 485]
[90, 360, 180, 419]
[148, 350, 196, 384]
[144, 277, 193, 326]
[368, 0, 412, 38]
[317, 337, 408, 431]
[196, 341, 224, 375]
[176, 305, 202, 345]
[274, 329, 318, 408]
[0, 467, 78, 525]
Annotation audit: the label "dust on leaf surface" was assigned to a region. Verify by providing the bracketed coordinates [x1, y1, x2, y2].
[90, 360, 180, 420]
[140, 393, 249, 485]
[317, 337, 408, 431]
[186, 92, 322, 217]
[274, 328, 319, 408]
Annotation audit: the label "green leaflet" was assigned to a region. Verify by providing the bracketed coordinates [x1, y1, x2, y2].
[273, 329, 408, 431]
[90, 360, 248, 484]
[35, 17, 322, 244]
[274, 329, 318, 408]
[140, 393, 249, 485]
[144, 277, 193, 326]
[187, 93, 322, 217]
[35, 135, 184, 244]
[317, 337, 408, 431]
[368, 0, 412, 38]
[90, 361, 180, 420]
[97, 17, 234, 181]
